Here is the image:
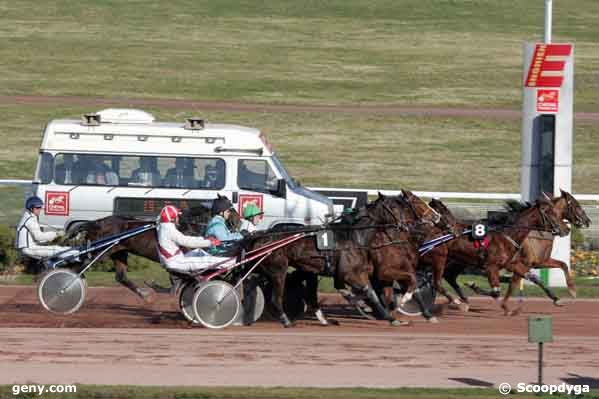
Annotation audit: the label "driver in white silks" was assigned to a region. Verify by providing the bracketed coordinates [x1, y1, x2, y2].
[156, 205, 237, 273]
[15, 196, 79, 260]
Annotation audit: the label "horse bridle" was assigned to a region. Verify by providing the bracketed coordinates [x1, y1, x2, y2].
[564, 195, 585, 227]
[398, 195, 441, 227]
[538, 204, 566, 236]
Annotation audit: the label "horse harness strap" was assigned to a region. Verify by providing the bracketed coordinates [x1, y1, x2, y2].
[503, 234, 524, 263]
[528, 230, 555, 241]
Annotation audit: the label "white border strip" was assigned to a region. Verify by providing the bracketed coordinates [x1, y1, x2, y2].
[307, 187, 599, 202]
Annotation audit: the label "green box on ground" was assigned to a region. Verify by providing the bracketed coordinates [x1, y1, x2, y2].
[528, 315, 553, 343]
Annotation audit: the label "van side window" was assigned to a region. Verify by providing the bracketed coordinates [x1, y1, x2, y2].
[195, 158, 226, 190]
[238, 159, 277, 193]
[37, 152, 54, 184]
[52, 153, 225, 189]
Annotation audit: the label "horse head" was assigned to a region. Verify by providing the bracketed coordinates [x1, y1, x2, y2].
[428, 198, 463, 236]
[536, 196, 570, 237]
[558, 189, 591, 228]
[399, 189, 441, 226]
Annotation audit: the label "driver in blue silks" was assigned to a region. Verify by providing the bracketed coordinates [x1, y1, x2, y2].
[205, 196, 243, 254]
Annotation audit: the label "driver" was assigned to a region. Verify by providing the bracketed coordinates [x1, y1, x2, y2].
[15, 196, 78, 260]
[239, 203, 263, 234]
[156, 205, 236, 272]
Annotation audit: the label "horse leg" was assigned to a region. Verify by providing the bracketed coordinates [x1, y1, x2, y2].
[113, 252, 152, 302]
[537, 258, 576, 298]
[302, 271, 337, 326]
[396, 270, 436, 322]
[443, 263, 470, 308]
[522, 269, 562, 306]
[500, 274, 522, 316]
[263, 262, 294, 328]
[430, 257, 467, 312]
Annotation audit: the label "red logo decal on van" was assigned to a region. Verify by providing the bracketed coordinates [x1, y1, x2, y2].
[45, 192, 70, 216]
[239, 194, 263, 215]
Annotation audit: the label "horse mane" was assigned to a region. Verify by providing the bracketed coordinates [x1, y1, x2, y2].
[503, 200, 534, 213]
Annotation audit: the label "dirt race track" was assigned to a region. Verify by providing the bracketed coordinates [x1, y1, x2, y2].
[0, 286, 598, 388]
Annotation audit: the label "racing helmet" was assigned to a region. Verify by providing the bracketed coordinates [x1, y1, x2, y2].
[211, 196, 233, 215]
[25, 196, 44, 211]
[159, 205, 181, 223]
[243, 203, 263, 219]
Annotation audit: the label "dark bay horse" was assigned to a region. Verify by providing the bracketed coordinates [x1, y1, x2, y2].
[366, 191, 457, 322]
[429, 193, 582, 315]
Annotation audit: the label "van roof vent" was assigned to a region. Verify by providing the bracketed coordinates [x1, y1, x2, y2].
[82, 113, 101, 126]
[184, 117, 205, 130]
[93, 109, 155, 124]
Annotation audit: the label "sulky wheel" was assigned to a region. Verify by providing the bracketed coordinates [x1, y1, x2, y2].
[38, 269, 87, 314]
[179, 281, 203, 323]
[394, 271, 437, 316]
[192, 280, 240, 329]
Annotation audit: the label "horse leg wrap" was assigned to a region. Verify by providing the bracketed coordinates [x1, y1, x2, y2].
[399, 291, 413, 306]
[314, 308, 328, 325]
[491, 286, 501, 299]
[280, 313, 292, 328]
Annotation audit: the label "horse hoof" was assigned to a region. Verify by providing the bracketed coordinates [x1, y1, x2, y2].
[329, 319, 340, 326]
[554, 299, 565, 307]
[427, 316, 439, 324]
[568, 288, 577, 298]
[458, 302, 469, 312]
[136, 288, 154, 303]
[283, 322, 296, 328]
[390, 319, 410, 327]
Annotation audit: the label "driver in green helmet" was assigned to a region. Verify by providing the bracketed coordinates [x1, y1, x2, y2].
[239, 203, 263, 234]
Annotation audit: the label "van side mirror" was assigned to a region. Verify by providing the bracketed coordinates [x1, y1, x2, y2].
[270, 178, 286, 198]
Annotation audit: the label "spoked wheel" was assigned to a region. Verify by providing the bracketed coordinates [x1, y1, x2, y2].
[192, 280, 240, 329]
[179, 281, 203, 323]
[38, 269, 87, 314]
[394, 271, 437, 316]
[235, 278, 265, 325]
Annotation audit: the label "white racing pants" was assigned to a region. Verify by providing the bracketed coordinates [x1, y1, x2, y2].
[163, 249, 237, 274]
[21, 246, 79, 260]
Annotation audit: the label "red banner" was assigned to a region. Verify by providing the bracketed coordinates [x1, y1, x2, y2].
[525, 44, 572, 87]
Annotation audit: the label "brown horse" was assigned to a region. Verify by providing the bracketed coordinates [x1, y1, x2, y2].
[367, 191, 457, 321]
[429, 194, 577, 315]
[387, 191, 468, 313]
[497, 190, 591, 314]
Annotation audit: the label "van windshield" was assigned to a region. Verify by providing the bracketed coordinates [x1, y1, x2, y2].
[271, 154, 297, 189]
[50, 153, 226, 190]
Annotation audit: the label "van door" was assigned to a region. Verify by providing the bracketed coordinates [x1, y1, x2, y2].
[236, 158, 286, 228]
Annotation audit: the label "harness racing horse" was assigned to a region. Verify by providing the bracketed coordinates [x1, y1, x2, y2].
[428, 195, 576, 315]
[497, 190, 591, 314]
[386, 191, 469, 313]
[365, 191, 456, 322]
[70, 206, 241, 300]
